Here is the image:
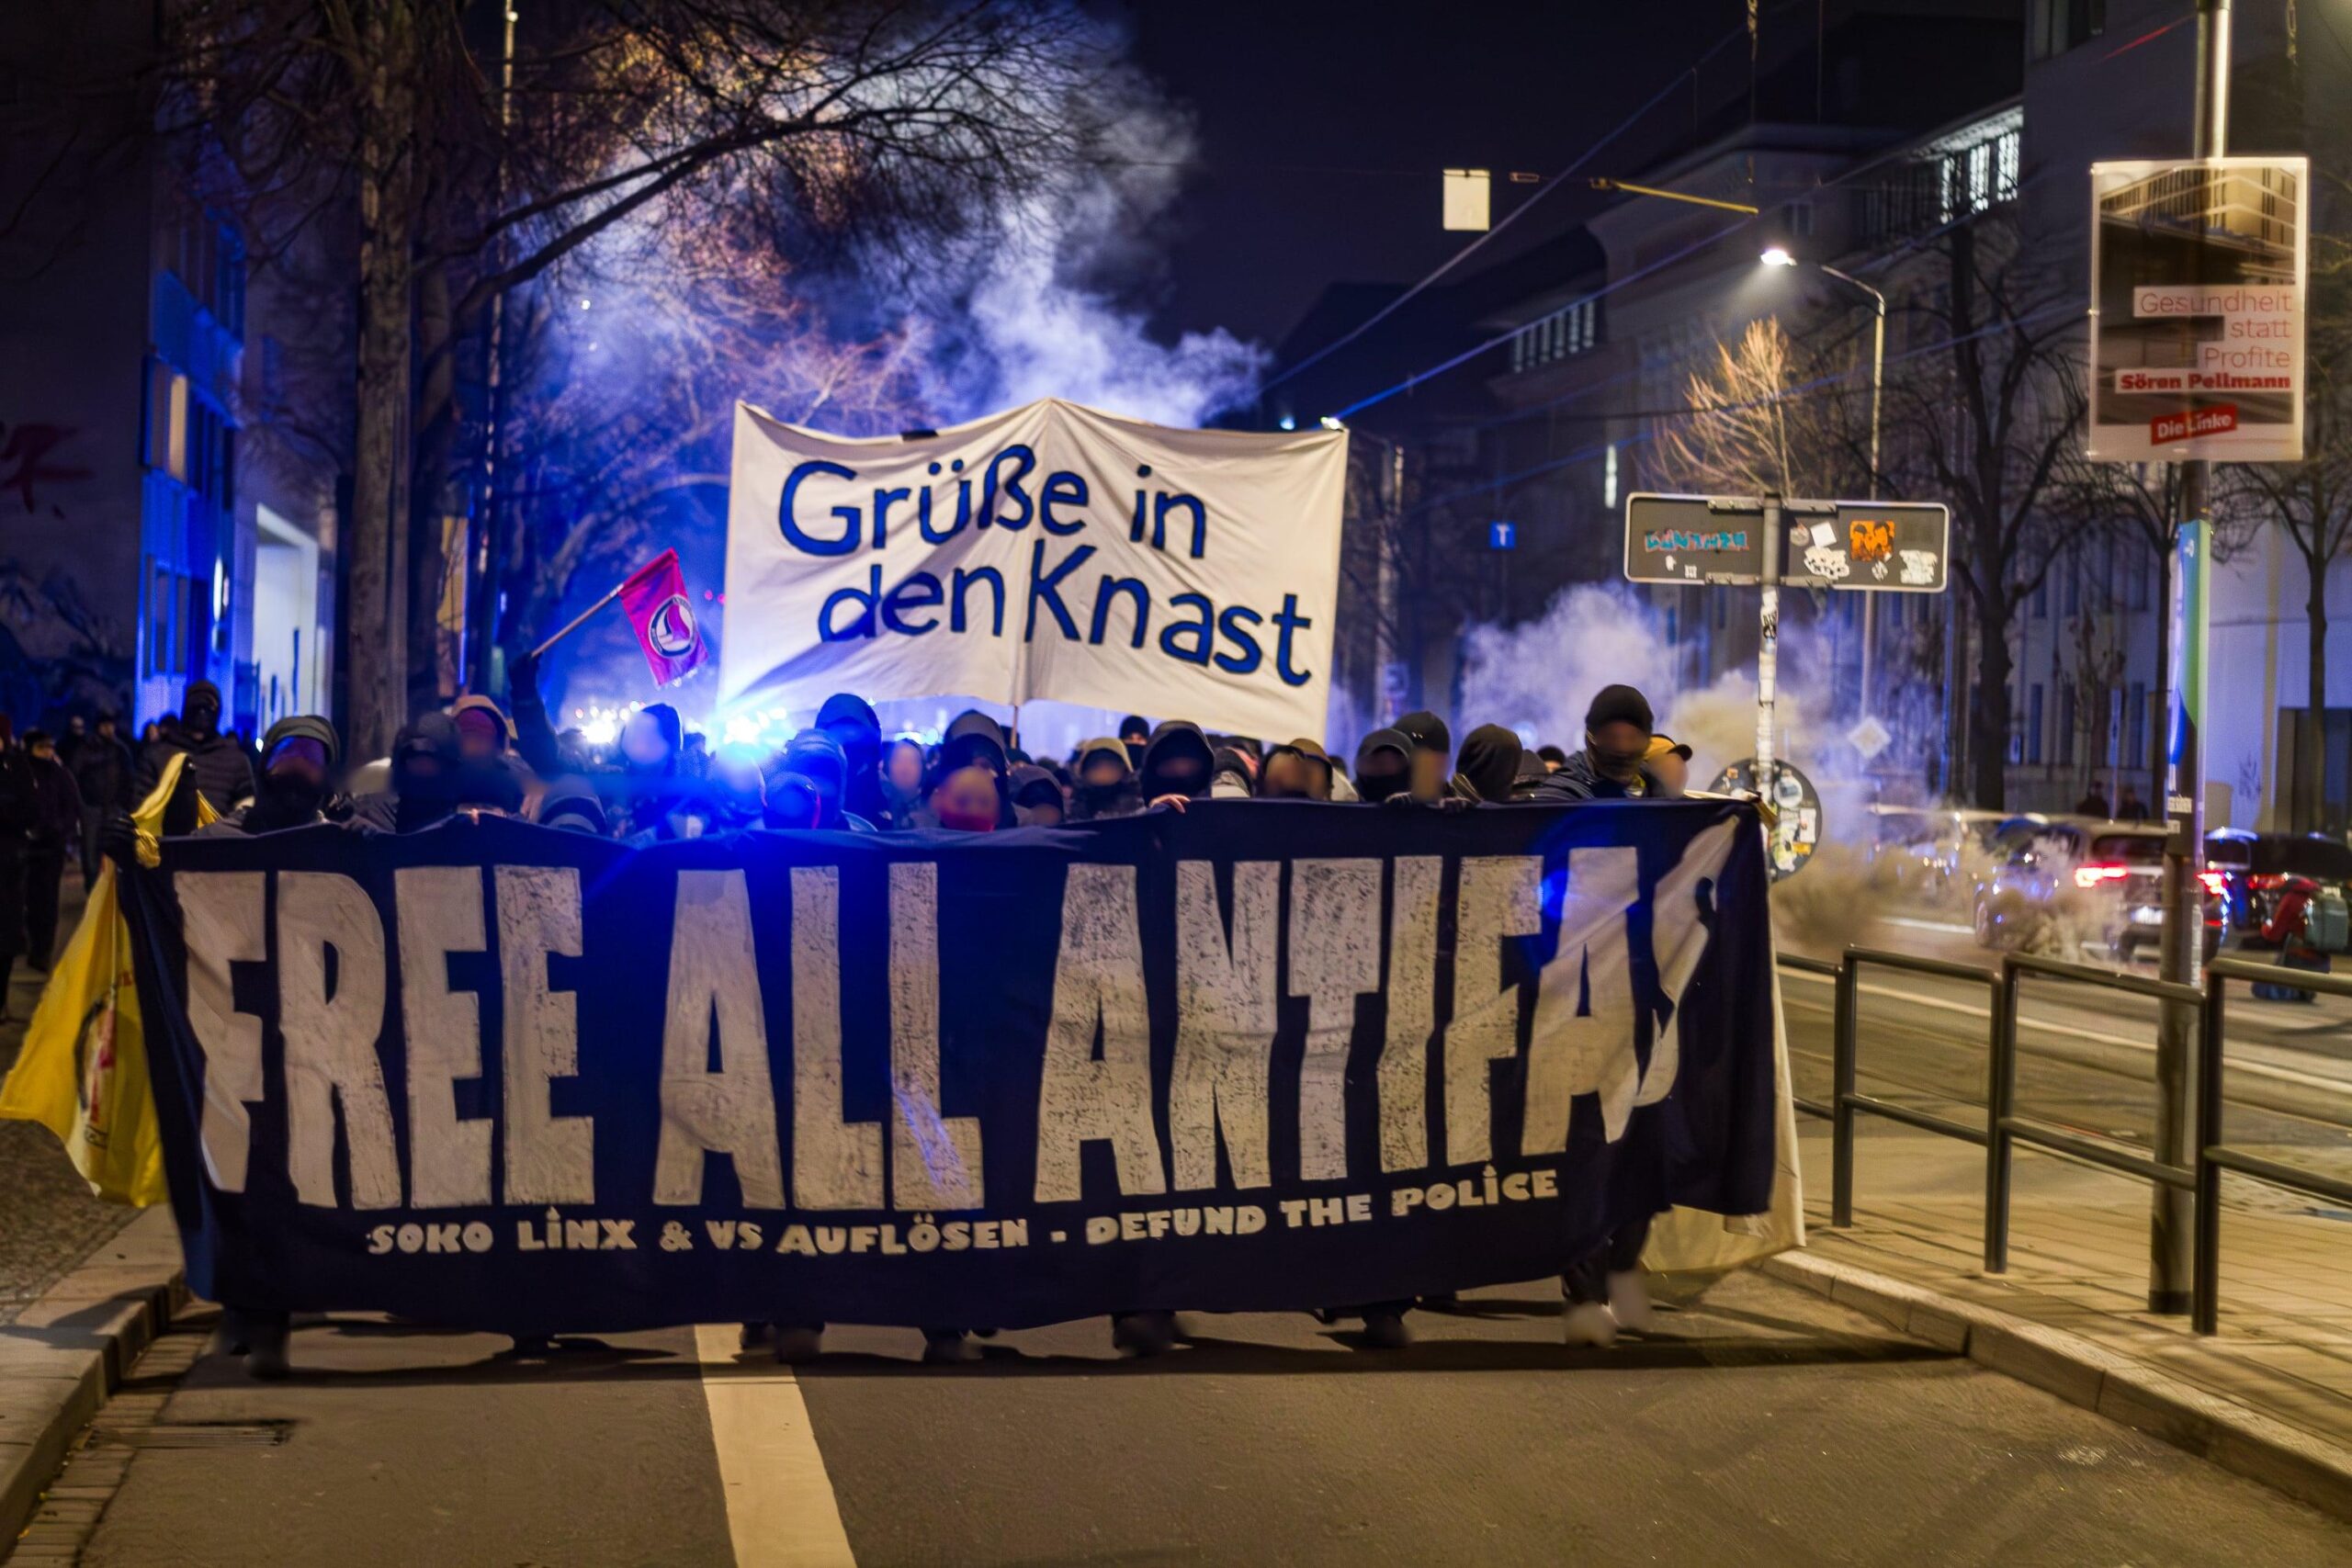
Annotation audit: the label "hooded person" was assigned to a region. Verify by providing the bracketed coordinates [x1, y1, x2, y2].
[1008, 763, 1066, 828]
[136, 679, 257, 812]
[537, 775, 611, 837]
[452, 694, 537, 796]
[1069, 737, 1140, 822]
[816, 693, 893, 828]
[1394, 711, 1453, 803]
[1536, 685, 1659, 803]
[199, 716, 346, 837]
[704, 746, 770, 832]
[1136, 721, 1216, 808]
[922, 747, 1008, 835]
[612, 701, 692, 839]
[1451, 724, 1526, 804]
[352, 713, 467, 834]
[940, 709, 1011, 774]
[1118, 714, 1151, 771]
[1509, 745, 1549, 802]
[1351, 728, 1415, 805]
[777, 729, 875, 831]
[1209, 747, 1256, 800]
[1258, 739, 1333, 801]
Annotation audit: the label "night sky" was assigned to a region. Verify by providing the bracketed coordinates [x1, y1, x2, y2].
[1123, 0, 1761, 353]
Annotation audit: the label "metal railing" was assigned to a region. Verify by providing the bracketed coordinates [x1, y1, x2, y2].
[2197, 957, 2352, 1335]
[1986, 953, 2201, 1277]
[1821, 947, 2001, 1230]
[1777, 942, 2346, 1334]
[1777, 953, 1839, 1122]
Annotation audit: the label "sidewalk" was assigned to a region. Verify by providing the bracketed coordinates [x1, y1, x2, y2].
[0, 879, 141, 1328]
[1790, 1113, 2352, 1456]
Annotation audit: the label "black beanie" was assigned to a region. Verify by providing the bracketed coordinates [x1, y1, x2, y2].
[1585, 683, 1654, 733]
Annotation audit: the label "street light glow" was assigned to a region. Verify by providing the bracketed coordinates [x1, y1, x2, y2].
[1759, 246, 1796, 268]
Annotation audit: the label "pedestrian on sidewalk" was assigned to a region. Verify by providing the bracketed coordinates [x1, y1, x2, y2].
[19, 730, 81, 972]
[71, 712, 132, 886]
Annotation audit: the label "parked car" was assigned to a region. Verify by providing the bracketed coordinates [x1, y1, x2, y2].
[2205, 829, 2352, 952]
[1972, 818, 2228, 962]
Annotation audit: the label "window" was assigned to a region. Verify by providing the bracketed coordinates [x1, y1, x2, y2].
[1602, 443, 1618, 510]
[2030, 0, 2105, 62]
[1510, 296, 1601, 374]
[2064, 551, 2079, 615]
[145, 558, 169, 676]
[2028, 683, 2044, 764]
[2059, 686, 2075, 765]
[2031, 573, 2048, 618]
[2128, 681, 2147, 763]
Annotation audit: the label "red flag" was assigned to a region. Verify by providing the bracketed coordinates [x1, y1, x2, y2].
[616, 549, 707, 686]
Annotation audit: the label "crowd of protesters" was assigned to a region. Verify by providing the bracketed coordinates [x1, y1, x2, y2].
[71, 665, 1715, 1371]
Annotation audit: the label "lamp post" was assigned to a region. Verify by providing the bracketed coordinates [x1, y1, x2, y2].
[1761, 248, 1887, 723]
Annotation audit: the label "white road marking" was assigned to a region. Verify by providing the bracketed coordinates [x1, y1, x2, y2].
[1878, 915, 1976, 937]
[695, 1324, 858, 1568]
[1777, 968, 2352, 1096]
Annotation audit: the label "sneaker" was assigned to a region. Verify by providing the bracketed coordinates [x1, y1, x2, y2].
[1561, 1301, 1618, 1348]
[773, 1325, 824, 1365]
[1360, 1310, 1413, 1349]
[1606, 1269, 1656, 1334]
[922, 1330, 978, 1365]
[739, 1322, 772, 1351]
[1111, 1311, 1177, 1358]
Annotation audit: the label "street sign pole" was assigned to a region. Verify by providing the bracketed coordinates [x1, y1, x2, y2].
[2151, 0, 2231, 1317]
[1757, 494, 1781, 806]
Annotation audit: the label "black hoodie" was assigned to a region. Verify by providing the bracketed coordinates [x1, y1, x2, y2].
[816, 693, 892, 827]
[1137, 721, 1216, 802]
[1452, 724, 1524, 804]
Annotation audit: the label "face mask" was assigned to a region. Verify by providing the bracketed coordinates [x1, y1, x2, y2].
[1357, 767, 1410, 804]
[247, 774, 326, 831]
[936, 805, 999, 833]
[1592, 747, 1647, 781]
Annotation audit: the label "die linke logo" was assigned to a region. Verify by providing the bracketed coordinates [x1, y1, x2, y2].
[2152, 405, 2239, 446]
[647, 594, 698, 659]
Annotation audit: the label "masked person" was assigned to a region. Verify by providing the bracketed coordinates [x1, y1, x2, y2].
[1450, 724, 1526, 805]
[816, 693, 894, 829]
[1009, 763, 1066, 828]
[1644, 734, 1693, 799]
[776, 729, 875, 831]
[352, 713, 475, 834]
[136, 680, 256, 812]
[1351, 728, 1415, 805]
[612, 702, 695, 840]
[1118, 714, 1151, 770]
[881, 737, 926, 825]
[707, 746, 771, 832]
[1394, 711, 1453, 803]
[1068, 738, 1139, 821]
[199, 716, 345, 838]
[923, 753, 1007, 836]
[1136, 721, 1216, 810]
[1536, 685, 1660, 803]
[452, 694, 537, 798]
[1258, 739, 1332, 801]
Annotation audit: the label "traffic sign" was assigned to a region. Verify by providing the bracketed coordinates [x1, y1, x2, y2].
[1488, 520, 1516, 550]
[1623, 492, 1949, 592]
[1623, 493, 1769, 583]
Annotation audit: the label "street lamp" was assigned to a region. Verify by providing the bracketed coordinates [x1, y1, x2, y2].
[1760, 247, 1889, 722]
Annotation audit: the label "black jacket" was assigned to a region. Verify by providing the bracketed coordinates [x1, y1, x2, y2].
[1532, 748, 1657, 803]
[137, 724, 257, 813]
[70, 734, 134, 811]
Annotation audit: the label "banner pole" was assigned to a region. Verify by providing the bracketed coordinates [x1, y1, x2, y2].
[528, 579, 628, 661]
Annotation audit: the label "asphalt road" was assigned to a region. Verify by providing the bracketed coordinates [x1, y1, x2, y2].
[61, 1272, 2352, 1568]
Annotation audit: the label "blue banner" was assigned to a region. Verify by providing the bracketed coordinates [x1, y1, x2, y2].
[122, 801, 1777, 1334]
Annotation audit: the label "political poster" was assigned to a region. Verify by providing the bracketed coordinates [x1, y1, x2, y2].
[120, 803, 1779, 1334]
[721, 399, 1347, 739]
[2087, 157, 2309, 463]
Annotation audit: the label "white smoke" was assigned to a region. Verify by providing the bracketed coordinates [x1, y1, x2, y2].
[918, 99, 1266, 428]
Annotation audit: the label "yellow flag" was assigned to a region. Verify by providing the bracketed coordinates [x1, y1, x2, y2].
[0, 752, 216, 1206]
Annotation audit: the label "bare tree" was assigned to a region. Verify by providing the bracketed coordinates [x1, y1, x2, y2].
[1652, 317, 1869, 499]
[1873, 211, 2086, 810]
[144, 0, 1106, 756]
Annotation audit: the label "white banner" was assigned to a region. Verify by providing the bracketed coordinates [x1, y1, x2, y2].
[2087, 156, 2308, 463]
[721, 398, 1347, 738]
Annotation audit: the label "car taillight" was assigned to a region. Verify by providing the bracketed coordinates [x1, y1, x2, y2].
[2075, 863, 2130, 888]
[2199, 870, 2229, 899]
[2246, 874, 2290, 891]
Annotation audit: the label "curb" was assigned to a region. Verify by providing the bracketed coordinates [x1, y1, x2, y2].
[0, 1207, 187, 1550]
[1759, 1250, 2352, 1523]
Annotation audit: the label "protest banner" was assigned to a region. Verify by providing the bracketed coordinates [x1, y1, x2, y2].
[720, 399, 1347, 739]
[120, 801, 1778, 1334]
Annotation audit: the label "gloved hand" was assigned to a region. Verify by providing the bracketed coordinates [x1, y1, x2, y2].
[98, 809, 141, 870]
[507, 649, 541, 702]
